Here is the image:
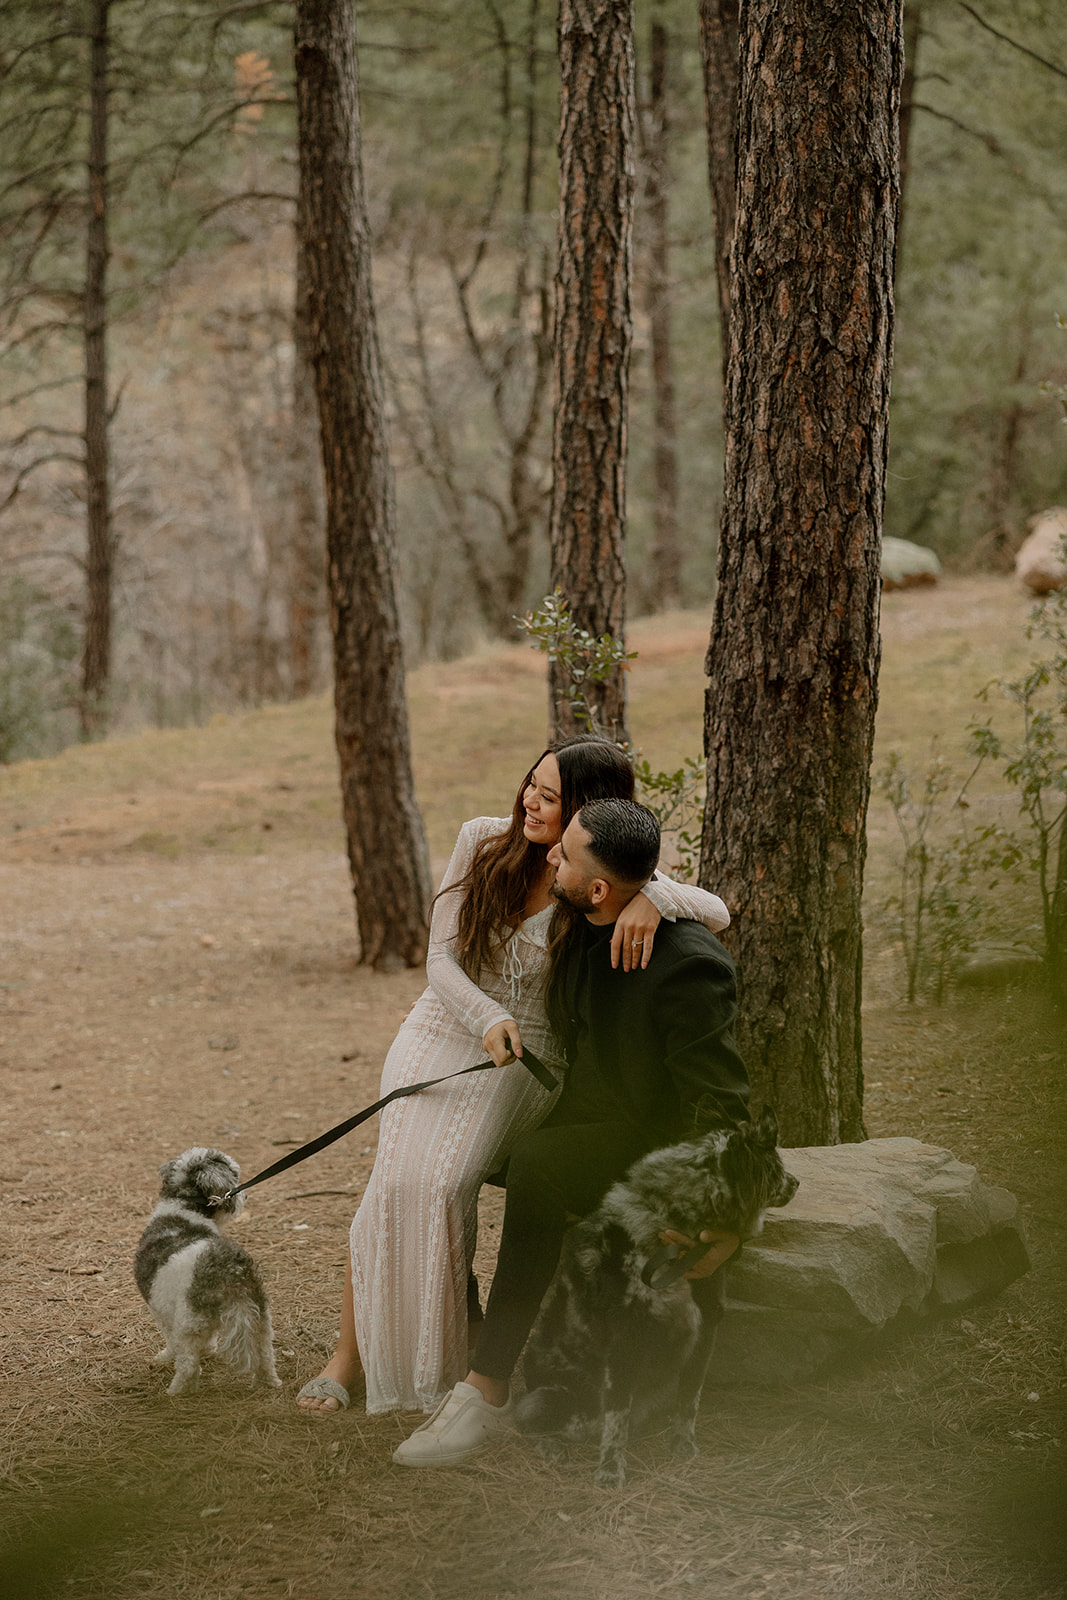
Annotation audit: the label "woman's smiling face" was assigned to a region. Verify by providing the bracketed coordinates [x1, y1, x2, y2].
[522, 753, 563, 846]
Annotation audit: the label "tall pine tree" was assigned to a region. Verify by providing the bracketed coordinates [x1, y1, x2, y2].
[294, 0, 431, 970]
[700, 0, 903, 1144]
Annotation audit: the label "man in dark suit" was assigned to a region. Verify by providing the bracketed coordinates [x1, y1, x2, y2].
[394, 798, 750, 1466]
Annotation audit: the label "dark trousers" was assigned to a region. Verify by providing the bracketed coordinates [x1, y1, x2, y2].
[474, 1116, 723, 1382]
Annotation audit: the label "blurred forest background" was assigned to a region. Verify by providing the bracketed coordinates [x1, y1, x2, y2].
[1, 0, 1065, 759]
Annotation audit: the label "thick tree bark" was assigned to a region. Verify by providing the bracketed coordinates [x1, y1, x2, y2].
[548, 0, 635, 743]
[81, 0, 111, 737]
[642, 10, 681, 611]
[288, 240, 326, 700]
[698, 0, 739, 392]
[700, 0, 903, 1145]
[294, 0, 431, 970]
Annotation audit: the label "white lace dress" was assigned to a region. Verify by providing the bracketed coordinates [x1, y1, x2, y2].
[349, 815, 730, 1414]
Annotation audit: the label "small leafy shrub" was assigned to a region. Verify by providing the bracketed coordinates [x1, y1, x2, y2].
[878, 748, 1027, 1002]
[880, 553, 1067, 1003]
[968, 564, 1067, 1000]
[518, 590, 704, 879]
[515, 589, 636, 738]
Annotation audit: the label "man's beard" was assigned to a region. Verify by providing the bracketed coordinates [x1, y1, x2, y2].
[550, 879, 596, 915]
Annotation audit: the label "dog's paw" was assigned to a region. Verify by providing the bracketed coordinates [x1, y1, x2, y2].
[167, 1373, 200, 1397]
[534, 1436, 568, 1464]
[594, 1458, 628, 1490]
[150, 1348, 174, 1368]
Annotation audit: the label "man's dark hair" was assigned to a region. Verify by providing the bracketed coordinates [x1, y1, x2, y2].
[577, 798, 660, 885]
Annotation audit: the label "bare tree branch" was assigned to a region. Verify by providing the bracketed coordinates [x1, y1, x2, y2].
[0, 376, 81, 412]
[958, 3, 1067, 82]
[196, 189, 296, 226]
[0, 31, 90, 82]
[911, 100, 1003, 156]
[0, 159, 82, 207]
[400, 249, 499, 621]
[0, 101, 80, 145]
[453, 0, 515, 296]
[4, 544, 86, 571]
[447, 251, 496, 394]
[0, 451, 83, 515]
[107, 374, 129, 426]
[0, 318, 74, 353]
[1, 423, 83, 449]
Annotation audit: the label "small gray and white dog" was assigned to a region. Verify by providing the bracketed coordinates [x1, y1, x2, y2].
[134, 1147, 280, 1397]
[517, 1110, 798, 1487]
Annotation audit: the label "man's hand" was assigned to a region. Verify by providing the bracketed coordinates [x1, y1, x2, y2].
[483, 1019, 523, 1067]
[658, 1227, 740, 1279]
[610, 890, 663, 972]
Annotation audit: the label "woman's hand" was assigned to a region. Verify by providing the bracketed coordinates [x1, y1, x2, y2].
[610, 890, 663, 971]
[483, 1019, 523, 1067]
[658, 1227, 741, 1279]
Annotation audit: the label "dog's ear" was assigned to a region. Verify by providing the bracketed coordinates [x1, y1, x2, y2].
[754, 1108, 780, 1149]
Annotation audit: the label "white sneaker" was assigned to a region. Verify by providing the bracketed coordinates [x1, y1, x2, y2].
[392, 1381, 514, 1467]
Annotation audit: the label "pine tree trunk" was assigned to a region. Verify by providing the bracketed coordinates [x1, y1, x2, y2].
[288, 240, 326, 700]
[698, 0, 739, 392]
[294, 0, 431, 970]
[700, 0, 903, 1145]
[643, 11, 681, 611]
[548, 0, 635, 743]
[81, 0, 111, 737]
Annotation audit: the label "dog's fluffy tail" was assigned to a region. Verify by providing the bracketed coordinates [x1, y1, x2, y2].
[515, 1385, 579, 1436]
[214, 1300, 267, 1377]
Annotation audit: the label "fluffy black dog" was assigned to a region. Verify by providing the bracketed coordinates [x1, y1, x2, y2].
[134, 1147, 280, 1397]
[516, 1110, 798, 1486]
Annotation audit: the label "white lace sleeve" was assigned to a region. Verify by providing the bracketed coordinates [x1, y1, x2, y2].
[639, 870, 731, 933]
[424, 817, 515, 1040]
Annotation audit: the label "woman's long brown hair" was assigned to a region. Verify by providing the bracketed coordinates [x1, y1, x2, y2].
[443, 735, 634, 977]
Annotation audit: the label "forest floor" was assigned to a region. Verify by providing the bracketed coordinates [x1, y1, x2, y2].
[0, 576, 1064, 1600]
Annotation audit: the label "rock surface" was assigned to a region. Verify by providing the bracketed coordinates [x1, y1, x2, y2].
[957, 945, 1045, 987]
[1015, 507, 1067, 595]
[711, 1138, 1030, 1385]
[881, 536, 941, 590]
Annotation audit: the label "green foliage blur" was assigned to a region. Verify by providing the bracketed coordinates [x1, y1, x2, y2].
[0, 573, 78, 762]
[889, 0, 1067, 561]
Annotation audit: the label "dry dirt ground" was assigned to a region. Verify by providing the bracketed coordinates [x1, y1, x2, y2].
[1, 586, 1065, 1600]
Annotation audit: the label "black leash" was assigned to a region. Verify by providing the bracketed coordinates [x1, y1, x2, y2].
[218, 1046, 719, 1299]
[215, 1046, 558, 1204]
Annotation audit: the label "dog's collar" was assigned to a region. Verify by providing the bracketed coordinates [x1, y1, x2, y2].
[641, 1238, 742, 1290]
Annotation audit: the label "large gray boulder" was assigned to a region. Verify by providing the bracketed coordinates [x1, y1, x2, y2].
[711, 1138, 1029, 1385]
[1015, 507, 1067, 596]
[881, 536, 941, 590]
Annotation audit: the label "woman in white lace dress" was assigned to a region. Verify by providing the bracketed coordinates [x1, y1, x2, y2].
[297, 736, 730, 1416]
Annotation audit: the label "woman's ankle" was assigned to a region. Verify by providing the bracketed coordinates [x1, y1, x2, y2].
[319, 1348, 362, 1383]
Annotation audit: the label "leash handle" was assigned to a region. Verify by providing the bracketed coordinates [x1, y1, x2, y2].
[222, 1046, 557, 1202]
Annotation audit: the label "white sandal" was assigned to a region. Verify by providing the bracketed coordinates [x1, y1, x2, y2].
[296, 1375, 350, 1412]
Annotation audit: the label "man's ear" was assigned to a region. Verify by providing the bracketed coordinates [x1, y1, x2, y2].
[588, 876, 611, 907]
